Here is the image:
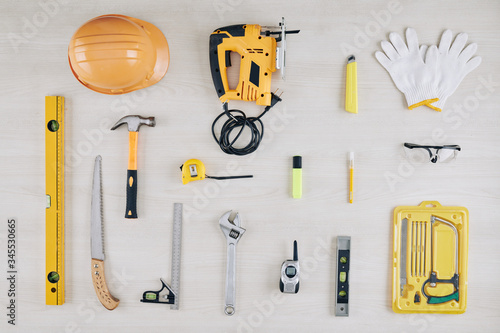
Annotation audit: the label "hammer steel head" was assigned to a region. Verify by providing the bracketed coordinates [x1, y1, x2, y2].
[111, 115, 156, 132]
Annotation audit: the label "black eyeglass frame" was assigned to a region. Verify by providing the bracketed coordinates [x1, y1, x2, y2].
[403, 143, 461, 163]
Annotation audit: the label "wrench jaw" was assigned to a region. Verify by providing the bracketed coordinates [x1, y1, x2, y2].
[220, 211, 246, 242]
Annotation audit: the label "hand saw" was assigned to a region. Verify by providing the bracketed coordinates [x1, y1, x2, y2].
[45, 96, 65, 305]
[209, 17, 299, 106]
[91, 156, 120, 310]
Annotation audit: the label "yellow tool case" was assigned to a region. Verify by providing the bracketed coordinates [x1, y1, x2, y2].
[392, 201, 468, 314]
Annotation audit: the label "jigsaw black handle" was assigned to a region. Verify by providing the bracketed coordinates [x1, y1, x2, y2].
[125, 169, 138, 219]
[209, 25, 246, 99]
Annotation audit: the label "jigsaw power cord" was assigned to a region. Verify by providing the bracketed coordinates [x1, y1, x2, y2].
[211, 92, 282, 155]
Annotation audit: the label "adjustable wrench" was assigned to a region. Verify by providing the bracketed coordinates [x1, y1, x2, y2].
[219, 211, 245, 316]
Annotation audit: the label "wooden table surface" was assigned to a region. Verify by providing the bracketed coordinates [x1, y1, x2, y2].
[1, 0, 499, 332]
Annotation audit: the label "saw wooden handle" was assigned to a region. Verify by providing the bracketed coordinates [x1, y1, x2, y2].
[91, 259, 119, 310]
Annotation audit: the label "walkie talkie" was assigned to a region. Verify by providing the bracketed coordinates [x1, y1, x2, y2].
[280, 240, 300, 294]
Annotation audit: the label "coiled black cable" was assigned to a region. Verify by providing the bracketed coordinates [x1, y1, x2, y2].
[211, 93, 282, 155]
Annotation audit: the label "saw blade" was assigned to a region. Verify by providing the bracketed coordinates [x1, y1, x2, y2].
[91, 155, 105, 261]
[400, 218, 407, 296]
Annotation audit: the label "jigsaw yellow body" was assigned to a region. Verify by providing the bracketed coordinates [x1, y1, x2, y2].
[209, 18, 299, 155]
[209, 24, 277, 106]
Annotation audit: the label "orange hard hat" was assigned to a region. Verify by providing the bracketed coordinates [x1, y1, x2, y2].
[68, 14, 169, 94]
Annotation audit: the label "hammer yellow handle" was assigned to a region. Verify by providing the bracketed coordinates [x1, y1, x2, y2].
[128, 131, 138, 170]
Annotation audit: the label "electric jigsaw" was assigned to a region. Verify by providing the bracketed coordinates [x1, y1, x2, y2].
[209, 18, 299, 155]
[209, 17, 299, 106]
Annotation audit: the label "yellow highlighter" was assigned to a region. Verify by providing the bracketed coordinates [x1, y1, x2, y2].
[345, 55, 358, 114]
[349, 152, 354, 203]
[292, 156, 302, 199]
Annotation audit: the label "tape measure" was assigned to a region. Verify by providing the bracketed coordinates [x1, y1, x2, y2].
[45, 96, 65, 305]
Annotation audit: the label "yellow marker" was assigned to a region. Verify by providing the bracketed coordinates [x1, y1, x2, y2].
[345, 55, 358, 114]
[45, 96, 65, 305]
[349, 152, 354, 203]
[292, 156, 302, 199]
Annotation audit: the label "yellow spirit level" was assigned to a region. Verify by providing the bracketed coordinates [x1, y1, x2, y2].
[45, 96, 65, 305]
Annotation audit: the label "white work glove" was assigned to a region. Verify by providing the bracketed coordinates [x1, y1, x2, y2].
[375, 28, 439, 109]
[427, 30, 482, 111]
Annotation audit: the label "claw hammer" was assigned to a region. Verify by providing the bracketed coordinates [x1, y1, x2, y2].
[111, 115, 155, 219]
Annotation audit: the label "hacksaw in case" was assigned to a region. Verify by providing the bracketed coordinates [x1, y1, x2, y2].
[392, 201, 468, 314]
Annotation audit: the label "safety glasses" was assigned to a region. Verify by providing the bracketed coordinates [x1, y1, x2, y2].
[404, 143, 461, 163]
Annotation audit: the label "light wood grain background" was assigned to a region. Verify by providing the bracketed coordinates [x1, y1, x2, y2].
[1, 0, 499, 332]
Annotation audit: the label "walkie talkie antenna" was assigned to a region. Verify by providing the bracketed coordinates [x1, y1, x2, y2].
[293, 240, 298, 261]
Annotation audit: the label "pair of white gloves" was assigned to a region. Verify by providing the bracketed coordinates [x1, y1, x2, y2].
[375, 28, 481, 112]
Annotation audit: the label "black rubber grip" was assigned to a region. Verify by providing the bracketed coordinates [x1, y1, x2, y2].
[209, 25, 245, 98]
[209, 33, 229, 98]
[125, 169, 138, 219]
